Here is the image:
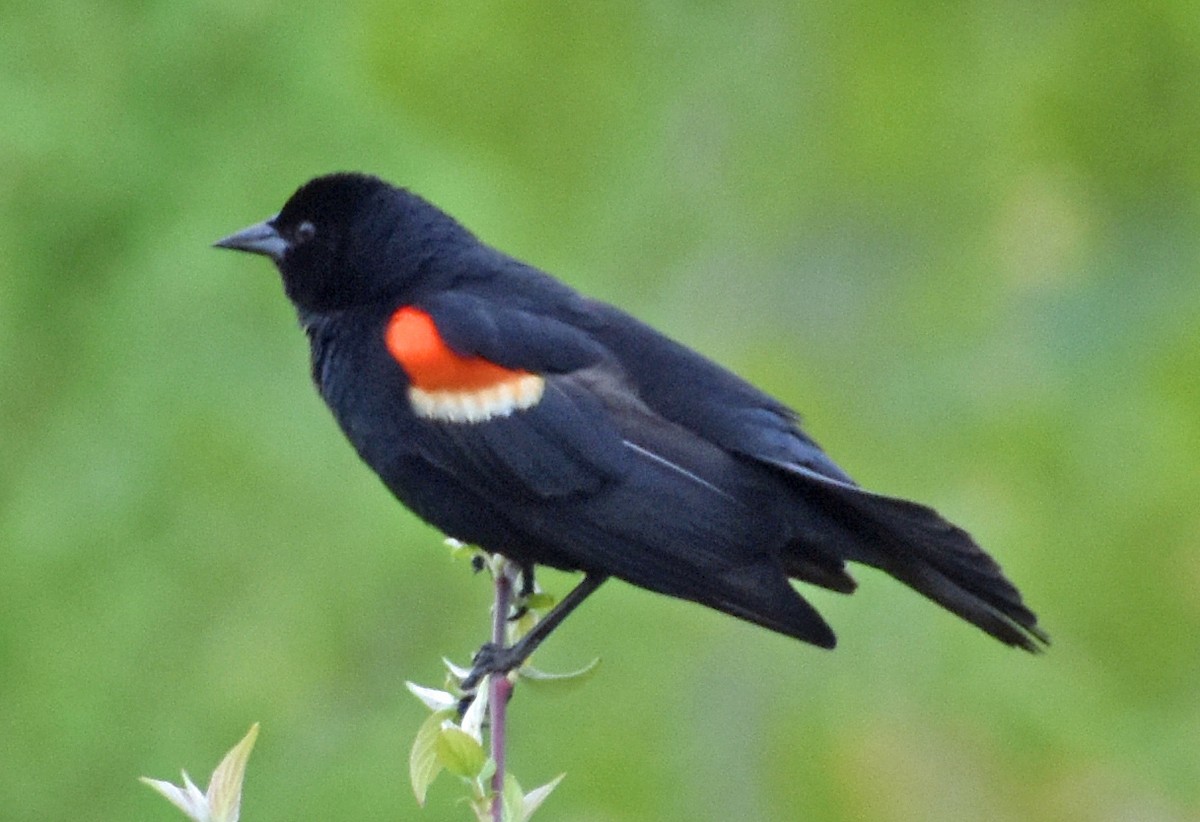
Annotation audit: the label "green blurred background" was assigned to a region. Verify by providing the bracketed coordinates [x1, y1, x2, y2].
[2, 2, 1198, 820]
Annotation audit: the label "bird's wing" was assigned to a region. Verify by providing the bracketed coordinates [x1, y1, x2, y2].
[383, 294, 838, 645]
[404, 292, 781, 507]
[424, 291, 611, 375]
[389, 292, 629, 500]
[581, 302, 858, 485]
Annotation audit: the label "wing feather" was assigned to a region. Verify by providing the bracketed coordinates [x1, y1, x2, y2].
[423, 292, 609, 374]
[583, 303, 856, 484]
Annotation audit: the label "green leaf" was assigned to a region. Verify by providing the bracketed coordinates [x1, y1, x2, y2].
[522, 592, 556, 612]
[476, 756, 497, 787]
[521, 773, 565, 820]
[207, 723, 259, 822]
[468, 796, 493, 822]
[446, 538, 482, 563]
[140, 725, 260, 822]
[410, 710, 453, 804]
[512, 609, 539, 638]
[436, 725, 488, 778]
[519, 657, 601, 691]
[501, 772, 525, 822]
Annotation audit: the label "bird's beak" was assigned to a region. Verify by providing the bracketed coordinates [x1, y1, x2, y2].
[213, 216, 288, 261]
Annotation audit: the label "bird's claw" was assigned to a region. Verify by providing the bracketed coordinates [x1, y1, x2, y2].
[456, 643, 522, 716]
[461, 642, 524, 692]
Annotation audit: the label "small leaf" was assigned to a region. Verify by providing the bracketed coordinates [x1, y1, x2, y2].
[519, 658, 601, 691]
[476, 756, 497, 787]
[140, 773, 209, 822]
[445, 538, 481, 563]
[406, 681, 457, 713]
[469, 796, 493, 822]
[206, 723, 259, 822]
[410, 710, 453, 804]
[501, 772, 525, 822]
[512, 610, 539, 639]
[141, 725, 260, 822]
[522, 592, 556, 612]
[521, 773, 565, 820]
[443, 657, 474, 682]
[459, 679, 489, 743]
[436, 726, 487, 778]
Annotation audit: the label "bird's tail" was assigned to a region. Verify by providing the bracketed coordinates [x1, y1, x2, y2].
[793, 479, 1048, 651]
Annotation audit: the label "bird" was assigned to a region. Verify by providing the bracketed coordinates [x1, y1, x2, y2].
[215, 172, 1047, 685]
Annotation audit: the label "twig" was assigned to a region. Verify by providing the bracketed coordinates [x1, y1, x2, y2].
[488, 559, 515, 821]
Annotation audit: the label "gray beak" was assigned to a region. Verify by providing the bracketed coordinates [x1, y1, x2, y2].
[213, 217, 288, 261]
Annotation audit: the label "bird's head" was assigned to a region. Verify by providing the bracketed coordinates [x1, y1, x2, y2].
[215, 173, 472, 313]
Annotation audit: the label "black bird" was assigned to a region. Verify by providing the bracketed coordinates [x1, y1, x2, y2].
[215, 173, 1047, 682]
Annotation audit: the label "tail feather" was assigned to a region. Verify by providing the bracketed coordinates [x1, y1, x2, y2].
[793, 479, 1048, 651]
[881, 556, 1047, 651]
[781, 552, 858, 594]
[711, 560, 839, 649]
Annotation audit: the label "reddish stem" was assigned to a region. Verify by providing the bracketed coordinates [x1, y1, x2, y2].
[489, 560, 514, 821]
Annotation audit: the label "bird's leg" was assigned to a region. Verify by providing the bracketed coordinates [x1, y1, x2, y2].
[461, 573, 607, 694]
[506, 562, 538, 622]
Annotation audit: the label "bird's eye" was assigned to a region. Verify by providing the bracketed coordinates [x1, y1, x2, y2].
[295, 221, 316, 243]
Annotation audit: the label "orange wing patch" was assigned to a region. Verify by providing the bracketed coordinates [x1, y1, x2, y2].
[385, 306, 544, 423]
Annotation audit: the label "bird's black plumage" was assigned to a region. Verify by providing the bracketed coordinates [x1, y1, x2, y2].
[216, 172, 1047, 659]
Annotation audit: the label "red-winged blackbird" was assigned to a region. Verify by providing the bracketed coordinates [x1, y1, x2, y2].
[216, 173, 1046, 681]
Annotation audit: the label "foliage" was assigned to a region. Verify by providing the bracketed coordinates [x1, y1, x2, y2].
[405, 546, 593, 821]
[142, 725, 259, 822]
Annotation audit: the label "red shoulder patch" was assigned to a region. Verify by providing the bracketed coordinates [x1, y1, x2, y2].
[385, 306, 525, 390]
[385, 306, 544, 422]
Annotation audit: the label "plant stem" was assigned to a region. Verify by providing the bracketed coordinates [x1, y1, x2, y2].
[489, 559, 514, 822]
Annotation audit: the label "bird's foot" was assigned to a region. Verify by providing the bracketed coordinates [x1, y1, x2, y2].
[456, 642, 523, 715]
[461, 642, 525, 692]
